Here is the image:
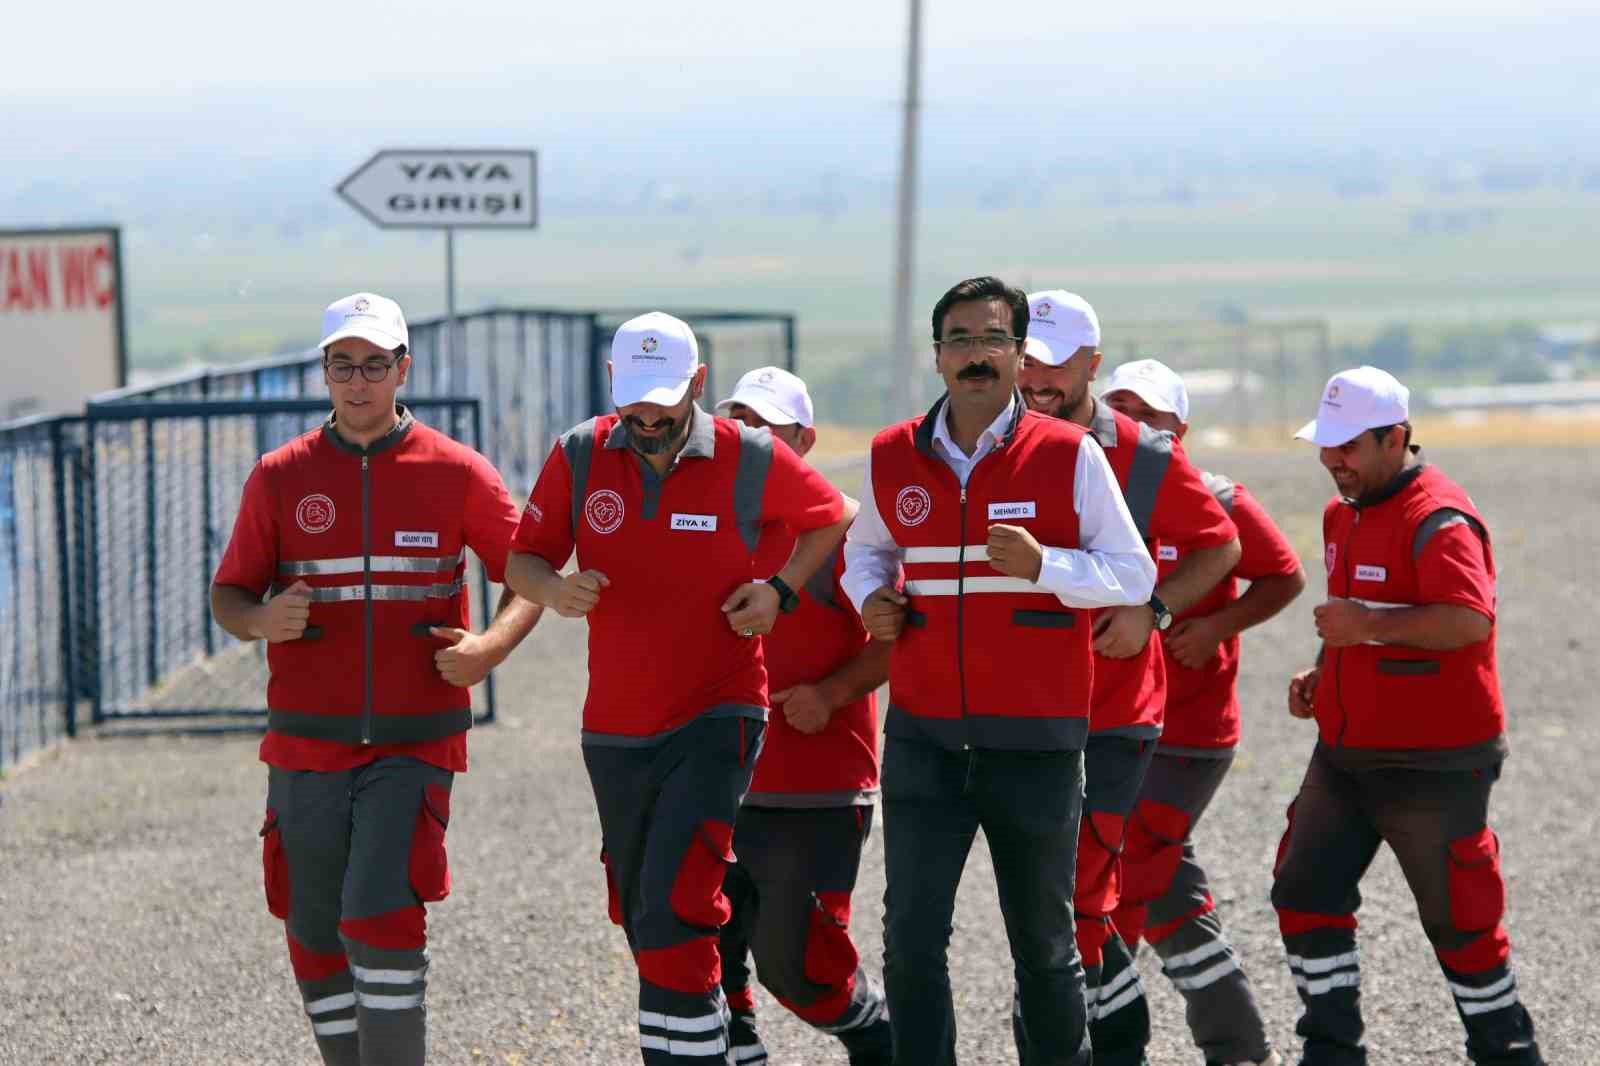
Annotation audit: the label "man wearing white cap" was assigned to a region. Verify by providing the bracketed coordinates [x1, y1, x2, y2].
[1101, 359, 1304, 1066]
[711, 366, 894, 1066]
[506, 316, 852, 1065]
[1016, 292, 1241, 1066]
[1274, 367, 1544, 1066]
[211, 292, 544, 1066]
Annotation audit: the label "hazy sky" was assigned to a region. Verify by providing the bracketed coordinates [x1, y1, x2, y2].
[7, 0, 1597, 203]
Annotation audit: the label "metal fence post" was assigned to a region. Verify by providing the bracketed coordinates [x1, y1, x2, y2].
[782, 315, 797, 373]
[200, 410, 215, 657]
[49, 420, 77, 737]
[587, 314, 607, 418]
[144, 416, 159, 687]
[85, 417, 103, 725]
[471, 398, 496, 726]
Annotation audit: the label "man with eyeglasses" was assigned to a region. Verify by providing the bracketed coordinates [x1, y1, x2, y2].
[842, 275, 1156, 1066]
[211, 292, 543, 1066]
[506, 313, 852, 1065]
[1015, 291, 1241, 1066]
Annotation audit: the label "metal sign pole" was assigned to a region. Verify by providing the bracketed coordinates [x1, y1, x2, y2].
[445, 226, 457, 382]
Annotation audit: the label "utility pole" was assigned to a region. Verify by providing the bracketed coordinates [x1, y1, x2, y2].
[889, 0, 924, 418]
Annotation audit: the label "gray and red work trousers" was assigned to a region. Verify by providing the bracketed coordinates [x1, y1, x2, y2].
[1112, 750, 1274, 1066]
[583, 714, 764, 1066]
[719, 804, 893, 1066]
[261, 756, 454, 1066]
[1272, 744, 1544, 1066]
[1016, 733, 1156, 1066]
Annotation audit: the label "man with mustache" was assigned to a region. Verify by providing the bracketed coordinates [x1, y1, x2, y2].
[1276, 366, 1543, 1066]
[1101, 359, 1303, 1066]
[505, 312, 852, 1065]
[1015, 291, 1241, 1066]
[843, 275, 1157, 1066]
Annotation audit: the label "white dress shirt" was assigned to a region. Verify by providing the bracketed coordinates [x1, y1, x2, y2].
[841, 396, 1156, 612]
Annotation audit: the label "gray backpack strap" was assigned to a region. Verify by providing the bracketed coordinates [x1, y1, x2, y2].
[561, 417, 601, 534]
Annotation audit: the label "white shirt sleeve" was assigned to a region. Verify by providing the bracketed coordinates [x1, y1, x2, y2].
[841, 449, 903, 613]
[1034, 435, 1158, 608]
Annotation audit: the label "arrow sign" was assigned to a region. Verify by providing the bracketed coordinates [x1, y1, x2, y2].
[336, 149, 538, 230]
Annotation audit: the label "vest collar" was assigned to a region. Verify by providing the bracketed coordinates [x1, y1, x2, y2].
[1088, 398, 1119, 449]
[322, 404, 415, 457]
[913, 389, 1026, 457]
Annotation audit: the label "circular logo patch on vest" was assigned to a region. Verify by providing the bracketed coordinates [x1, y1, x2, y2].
[585, 489, 625, 534]
[895, 485, 932, 527]
[295, 494, 336, 534]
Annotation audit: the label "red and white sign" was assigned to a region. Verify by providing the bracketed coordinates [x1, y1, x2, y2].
[0, 226, 126, 420]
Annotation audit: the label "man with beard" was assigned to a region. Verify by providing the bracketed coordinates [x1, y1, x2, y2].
[843, 276, 1156, 1066]
[1276, 366, 1543, 1066]
[1102, 359, 1302, 1066]
[505, 312, 852, 1065]
[712, 366, 895, 1066]
[1015, 292, 1240, 1066]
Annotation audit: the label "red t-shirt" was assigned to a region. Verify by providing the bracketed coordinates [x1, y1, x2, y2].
[1158, 480, 1301, 750]
[512, 411, 845, 739]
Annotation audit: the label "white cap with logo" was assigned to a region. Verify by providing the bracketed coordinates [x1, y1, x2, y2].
[1102, 358, 1190, 423]
[1024, 290, 1101, 367]
[1295, 365, 1411, 446]
[611, 312, 701, 408]
[318, 292, 409, 352]
[715, 366, 815, 428]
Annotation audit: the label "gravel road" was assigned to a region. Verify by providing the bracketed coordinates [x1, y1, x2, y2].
[1, 444, 1593, 1065]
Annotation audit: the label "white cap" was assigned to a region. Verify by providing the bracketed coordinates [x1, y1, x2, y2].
[1025, 290, 1101, 366]
[611, 312, 701, 408]
[715, 366, 814, 428]
[318, 292, 409, 352]
[1294, 365, 1411, 446]
[1102, 358, 1190, 423]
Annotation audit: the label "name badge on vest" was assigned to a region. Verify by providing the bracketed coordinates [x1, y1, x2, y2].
[1157, 545, 1179, 562]
[988, 501, 1037, 520]
[671, 513, 719, 532]
[396, 531, 439, 548]
[1355, 564, 1387, 582]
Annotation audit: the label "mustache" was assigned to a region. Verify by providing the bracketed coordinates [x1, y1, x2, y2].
[956, 364, 1000, 381]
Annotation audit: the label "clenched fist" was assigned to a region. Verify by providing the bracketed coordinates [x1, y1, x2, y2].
[861, 585, 909, 643]
[557, 570, 610, 617]
[986, 524, 1044, 582]
[254, 581, 312, 643]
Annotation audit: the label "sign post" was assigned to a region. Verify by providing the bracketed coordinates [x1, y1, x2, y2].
[336, 149, 538, 365]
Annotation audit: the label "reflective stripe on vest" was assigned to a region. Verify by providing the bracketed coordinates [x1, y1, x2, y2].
[279, 550, 465, 576]
[901, 544, 1057, 597]
[295, 579, 465, 603]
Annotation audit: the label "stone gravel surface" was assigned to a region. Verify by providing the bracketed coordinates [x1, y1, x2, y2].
[1, 444, 1593, 1064]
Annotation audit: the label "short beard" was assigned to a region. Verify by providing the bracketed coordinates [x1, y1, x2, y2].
[625, 413, 690, 456]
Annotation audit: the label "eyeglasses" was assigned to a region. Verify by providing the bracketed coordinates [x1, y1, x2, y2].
[934, 335, 1022, 356]
[325, 360, 396, 383]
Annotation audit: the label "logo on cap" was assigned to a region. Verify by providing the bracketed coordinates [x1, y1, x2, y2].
[758, 369, 775, 384]
[895, 486, 932, 527]
[353, 297, 370, 313]
[642, 336, 659, 354]
[295, 494, 336, 535]
[1035, 301, 1053, 319]
[585, 490, 625, 535]
[1328, 384, 1340, 399]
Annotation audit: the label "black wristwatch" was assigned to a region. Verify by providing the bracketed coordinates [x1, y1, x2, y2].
[767, 575, 801, 614]
[1148, 593, 1173, 632]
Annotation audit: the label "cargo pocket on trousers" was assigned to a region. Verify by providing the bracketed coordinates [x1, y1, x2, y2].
[600, 847, 624, 926]
[1272, 800, 1297, 878]
[260, 808, 290, 919]
[408, 784, 452, 903]
[1122, 800, 1190, 906]
[1447, 827, 1505, 933]
[803, 890, 860, 987]
[669, 820, 735, 931]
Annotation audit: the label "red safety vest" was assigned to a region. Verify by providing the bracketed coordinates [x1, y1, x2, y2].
[244, 412, 505, 746]
[871, 396, 1094, 751]
[1314, 463, 1504, 750]
[744, 535, 879, 806]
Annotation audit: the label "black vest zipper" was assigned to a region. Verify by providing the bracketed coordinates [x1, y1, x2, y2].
[361, 452, 373, 744]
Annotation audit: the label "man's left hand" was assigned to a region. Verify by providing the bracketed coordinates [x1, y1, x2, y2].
[1093, 604, 1156, 659]
[987, 524, 1044, 582]
[773, 684, 833, 735]
[431, 627, 500, 687]
[1314, 598, 1373, 647]
[723, 581, 780, 637]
